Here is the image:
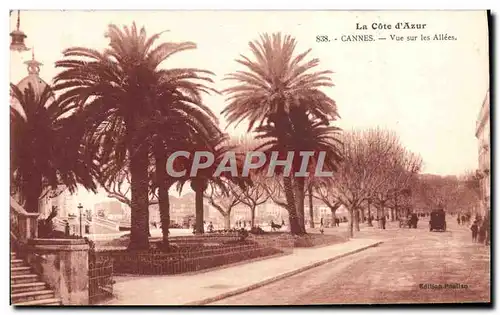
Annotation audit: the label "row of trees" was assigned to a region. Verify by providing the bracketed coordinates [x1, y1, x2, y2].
[11, 24, 343, 250]
[202, 128, 482, 239]
[14, 22, 478, 250]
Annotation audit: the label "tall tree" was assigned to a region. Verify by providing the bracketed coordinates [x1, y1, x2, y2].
[204, 181, 244, 229]
[10, 84, 97, 213]
[53, 23, 217, 249]
[312, 178, 342, 227]
[240, 175, 269, 228]
[176, 133, 250, 234]
[222, 33, 341, 235]
[255, 109, 343, 234]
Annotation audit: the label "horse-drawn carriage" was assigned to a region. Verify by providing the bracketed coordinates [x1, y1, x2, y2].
[399, 213, 419, 229]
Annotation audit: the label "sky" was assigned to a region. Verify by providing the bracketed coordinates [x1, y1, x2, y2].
[9, 11, 489, 204]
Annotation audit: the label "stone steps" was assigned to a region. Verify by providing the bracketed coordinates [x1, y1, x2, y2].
[11, 274, 39, 285]
[10, 252, 62, 306]
[14, 297, 61, 306]
[11, 259, 25, 268]
[11, 289, 55, 304]
[11, 282, 47, 294]
[11, 266, 32, 276]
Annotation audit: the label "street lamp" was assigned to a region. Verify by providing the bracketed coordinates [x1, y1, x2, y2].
[78, 203, 83, 238]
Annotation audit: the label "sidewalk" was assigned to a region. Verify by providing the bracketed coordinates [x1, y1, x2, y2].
[103, 238, 383, 305]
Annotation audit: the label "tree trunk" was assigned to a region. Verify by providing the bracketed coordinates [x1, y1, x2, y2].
[348, 209, 354, 238]
[394, 193, 398, 220]
[378, 203, 385, 229]
[294, 177, 306, 233]
[224, 214, 231, 229]
[158, 190, 170, 250]
[308, 185, 315, 228]
[195, 187, 204, 234]
[354, 207, 360, 232]
[25, 174, 42, 213]
[283, 177, 302, 235]
[250, 205, 256, 227]
[191, 179, 207, 234]
[367, 201, 373, 226]
[155, 146, 170, 250]
[129, 143, 150, 250]
[377, 205, 382, 229]
[330, 207, 337, 227]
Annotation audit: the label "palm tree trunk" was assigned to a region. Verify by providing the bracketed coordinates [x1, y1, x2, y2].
[195, 186, 205, 234]
[191, 178, 207, 234]
[129, 144, 150, 250]
[283, 177, 301, 235]
[308, 185, 314, 228]
[294, 177, 306, 233]
[195, 189, 204, 234]
[159, 190, 170, 249]
[25, 175, 42, 213]
[155, 147, 170, 250]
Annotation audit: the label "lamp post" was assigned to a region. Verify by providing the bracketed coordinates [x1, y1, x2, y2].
[78, 203, 83, 238]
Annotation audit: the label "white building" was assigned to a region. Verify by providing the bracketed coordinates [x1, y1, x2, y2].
[475, 90, 490, 217]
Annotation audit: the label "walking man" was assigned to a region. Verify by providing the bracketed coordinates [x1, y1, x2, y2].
[471, 220, 479, 242]
[381, 215, 386, 230]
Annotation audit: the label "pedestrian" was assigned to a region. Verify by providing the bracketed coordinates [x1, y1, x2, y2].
[64, 221, 70, 236]
[457, 215, 461, 225]
[381, 215, 386, 230]
[470, 220, 479, 242]
[478, 218, 487, 244]
[319, 217, 324, 234]
[484, 214, 490, 246]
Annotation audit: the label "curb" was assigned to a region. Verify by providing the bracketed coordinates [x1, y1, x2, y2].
[186, 240, 384, 305]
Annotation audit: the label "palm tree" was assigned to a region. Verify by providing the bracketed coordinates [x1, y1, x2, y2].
[222, 33, 338, 130]
[146, 108, 220, 248]
[53, 23, 217, 249]
[222, 33, 340, 235]
[10, 83, 97, 213]
[255, 108, 342, 234]
[176, 132, 250, 234]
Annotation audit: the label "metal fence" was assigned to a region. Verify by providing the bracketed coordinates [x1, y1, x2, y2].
[94, 240, 285, 275]
[88, 247, 114, 304]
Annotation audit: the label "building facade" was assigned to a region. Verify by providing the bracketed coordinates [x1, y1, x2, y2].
[475, 90, 490, 218]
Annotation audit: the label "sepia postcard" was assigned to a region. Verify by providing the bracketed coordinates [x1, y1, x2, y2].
[9, 10, 491, 306]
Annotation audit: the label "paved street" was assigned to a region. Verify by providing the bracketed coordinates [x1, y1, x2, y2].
[212, 219, 490, 305]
